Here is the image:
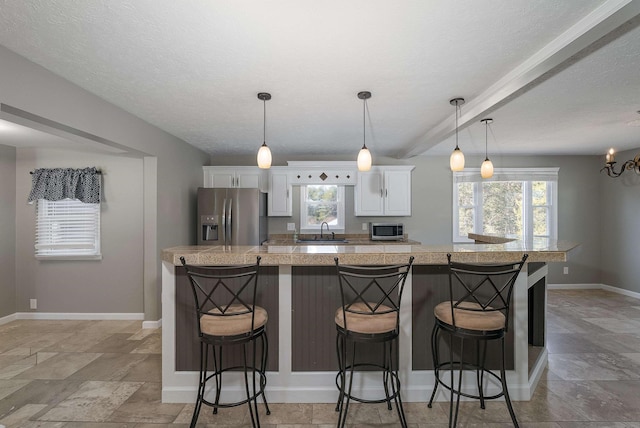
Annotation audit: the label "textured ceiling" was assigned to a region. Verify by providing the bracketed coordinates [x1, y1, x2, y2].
[0, 0, 639, 160]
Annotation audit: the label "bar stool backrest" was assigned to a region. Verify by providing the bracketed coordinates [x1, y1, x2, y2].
[180, 256, 262, 337]
[446, 253, 528, 332]
[334, 256, 414, 334]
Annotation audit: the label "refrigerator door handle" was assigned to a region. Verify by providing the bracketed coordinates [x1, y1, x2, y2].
[227, 199, 233, 245]
[222, 198, 227, 245]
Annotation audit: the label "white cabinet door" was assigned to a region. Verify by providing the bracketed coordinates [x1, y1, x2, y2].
[354, 169, 384, 216]
[203, 167, 234, 188]
[235, 167, 266, 191]
[383, 169, 412, 216]
[203, 167, 266, 190]
[354, 166, 413, 216]
[268, 171, 292, 216]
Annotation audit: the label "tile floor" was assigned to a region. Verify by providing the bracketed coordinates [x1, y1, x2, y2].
[1, 289, 640, 427]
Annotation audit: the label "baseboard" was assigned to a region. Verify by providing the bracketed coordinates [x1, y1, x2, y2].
[15, 312, 145, 321]
[142, 319, 162, 329]
[547, 283, 601, 290]
[548, 283, 640, 299]
[0, 313, 18, 326]
[2, 312, 160, 327]
[601, 284, 640, 300]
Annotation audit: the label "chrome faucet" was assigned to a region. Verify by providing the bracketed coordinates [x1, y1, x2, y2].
[320, 222, 329, 239]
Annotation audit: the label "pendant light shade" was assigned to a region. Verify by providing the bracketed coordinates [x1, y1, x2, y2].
[257, 92, 272, 169]
[449, 98, 465, 172]
[450, 148, 465, 172]
[481, 159, 494, 178]
[257, 142, 272, 169]
[357, 146, 372, 171]
[480, 118, 494, 179]
[357, 91, 372, 172]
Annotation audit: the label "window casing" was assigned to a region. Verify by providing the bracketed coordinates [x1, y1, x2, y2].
[300, 185, 345, 233]
[35, 198, 101, 260]
[453, 168, 558, 243]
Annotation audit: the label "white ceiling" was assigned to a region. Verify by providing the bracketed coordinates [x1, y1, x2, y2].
[0, 0, 639, 160]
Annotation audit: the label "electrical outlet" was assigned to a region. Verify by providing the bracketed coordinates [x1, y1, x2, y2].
[30, 299, 37, 310]
[287, 223, 296, 231]
[362, 222, 368, 231]
[563, 266, 569, 275]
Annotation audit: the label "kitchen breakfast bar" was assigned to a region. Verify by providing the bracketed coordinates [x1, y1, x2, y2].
[161, 238, 577, 404]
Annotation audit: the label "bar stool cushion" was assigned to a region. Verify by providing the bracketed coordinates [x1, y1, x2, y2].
[335, 302, 397, 334]
[434, 301, 505, 331]
[200, 304, 268, 337]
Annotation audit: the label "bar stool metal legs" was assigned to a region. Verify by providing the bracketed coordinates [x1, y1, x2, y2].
[190, 334, 270, 428]
[427, 322, 521, 427]
[335, 334, 407, 428]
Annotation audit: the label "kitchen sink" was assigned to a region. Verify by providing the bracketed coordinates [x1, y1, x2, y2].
[295, 238, 349, 244]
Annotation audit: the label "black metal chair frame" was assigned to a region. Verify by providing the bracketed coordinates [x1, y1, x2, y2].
[180, 256, 270, 428]
[427, 253, 528, 428]
[334, 256, 414, 428]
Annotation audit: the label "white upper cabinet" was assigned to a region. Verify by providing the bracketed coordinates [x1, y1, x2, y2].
[267, 167, 292, 216]
[203, 166, 267, 191]
[354, 166, 414, 216]
[355, 169, 385, 216]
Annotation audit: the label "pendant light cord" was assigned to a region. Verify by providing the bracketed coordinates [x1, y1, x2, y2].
[485, 120, 489, 160]
[362, 97, 367, 149]
[455, 103, 459, 150]
[263, 98, 266, 144]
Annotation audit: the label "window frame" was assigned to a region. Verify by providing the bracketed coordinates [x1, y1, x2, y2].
[299, 184, 345, 234]
[35, 198, 102, 260]
[452, 168, 558, 243]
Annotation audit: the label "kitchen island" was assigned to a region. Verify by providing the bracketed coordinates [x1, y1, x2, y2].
[161, 238, 577, 403]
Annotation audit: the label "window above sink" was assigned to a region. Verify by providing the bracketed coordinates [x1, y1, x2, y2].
[300, 184, 345, 234]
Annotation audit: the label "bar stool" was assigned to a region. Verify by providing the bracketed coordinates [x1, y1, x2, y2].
[334, 256, 414, 428]
[427, 253, 528, 427]
[180, 256, 270, 428]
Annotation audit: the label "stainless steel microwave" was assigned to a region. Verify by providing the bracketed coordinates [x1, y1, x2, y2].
[370, 223, 404, 241]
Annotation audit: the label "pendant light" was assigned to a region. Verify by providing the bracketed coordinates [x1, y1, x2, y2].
[257, 92, 272, 169]
[357, 91, 372, 172]
[449, 97, 465, 172]
[480, 118, 494, 179]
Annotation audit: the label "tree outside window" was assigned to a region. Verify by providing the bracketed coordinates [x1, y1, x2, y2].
[300, 185, 345, 232]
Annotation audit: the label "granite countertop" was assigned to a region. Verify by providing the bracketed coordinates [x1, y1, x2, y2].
[163, 237, 579, 266]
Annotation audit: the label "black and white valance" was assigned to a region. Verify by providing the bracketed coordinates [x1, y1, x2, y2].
[28, 167, 102, 204]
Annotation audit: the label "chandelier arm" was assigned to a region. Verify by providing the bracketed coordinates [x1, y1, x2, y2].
[600, 153, 640, 178]
[602, 162, 625, 177]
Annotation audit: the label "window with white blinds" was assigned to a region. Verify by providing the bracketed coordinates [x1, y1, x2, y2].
[35, 198, 101, 260]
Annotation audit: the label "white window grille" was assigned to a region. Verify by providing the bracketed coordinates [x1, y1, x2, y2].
[300, 185, 345, 233]
[452, 168, 558, 243]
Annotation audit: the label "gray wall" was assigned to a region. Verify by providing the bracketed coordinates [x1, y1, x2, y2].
[1, 44, 209, 320]
[0, 145, 16, 318]
[600, 147, 640, 294]
[211, 153, 603, 286]
[15, 148, 144, 314]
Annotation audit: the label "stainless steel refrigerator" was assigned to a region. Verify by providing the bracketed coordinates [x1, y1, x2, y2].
[197, 187, 268, 246]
